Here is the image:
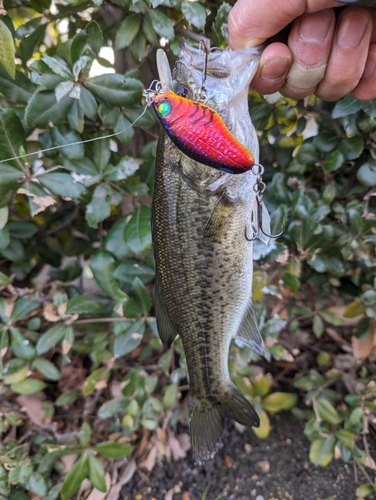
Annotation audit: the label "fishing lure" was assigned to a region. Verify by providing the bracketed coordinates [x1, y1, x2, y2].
[152, 90, 255, 175]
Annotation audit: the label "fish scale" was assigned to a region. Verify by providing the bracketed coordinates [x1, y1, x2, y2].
[151, 40, 269, 464]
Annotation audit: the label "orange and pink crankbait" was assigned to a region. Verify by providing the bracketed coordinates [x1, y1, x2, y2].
[152, 90, 255, 175]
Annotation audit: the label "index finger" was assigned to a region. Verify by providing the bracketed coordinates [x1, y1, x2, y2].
[228, 0, 345, 49]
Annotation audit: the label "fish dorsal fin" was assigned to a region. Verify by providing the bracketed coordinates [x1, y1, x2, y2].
[154, 279, 177, 348]
[204, 195, 234, 244]
[234, 301, 265, 356]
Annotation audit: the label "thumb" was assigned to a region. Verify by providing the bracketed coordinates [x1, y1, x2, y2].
[228, 0, 342, 49]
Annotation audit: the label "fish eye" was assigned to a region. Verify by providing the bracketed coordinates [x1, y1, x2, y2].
[157, 100, 171, 116]
[175, 84, 189, 97]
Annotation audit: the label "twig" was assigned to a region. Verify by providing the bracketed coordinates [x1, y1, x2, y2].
[74, 317, 135, 325]
[355, 458, 374, 485]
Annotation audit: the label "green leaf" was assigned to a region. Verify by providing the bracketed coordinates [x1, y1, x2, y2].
[104, 157, 141, 181]
[50, 127, 84, 160]
[36, 324, 69, 355]
[104, 216, 131, 261]
[0, 227, 10, 250]
[0, 66, 37, 104]
[90, 251, 127, 300]
[55, 389, 80, 406]
[32, 357, 60, 381]
[25, 91, 74, 128]
[149, 10, 174, 39]
[39, 172, 85, 199]
[332, 95, 361, 118]
[91, 136, 111, 173]
[130, 30, 147, 62]
[79, 87, 98, 120]
[41, 56, 73, 79]
[356, 484, 374, 497]
[27, 472, 48, 497]
[357, 161, 376, 187]
[86, 184, 112, 228]
[123, 277, 151, 317]
[142, 15, 159, 46]
[114, 112, 134, 144]
[80, 422, 92, 447]
[92, 441, 132, 458]
[10, 298, 40, 322]
[321, 150, 344, 172]
[163, 383, 177, 409]
[0, 163, 24, 198]
[123, 205, 152, 254]
[113, 319, 145, 357]
[116, 14, 142, 49]
[335, 429, 355, 449]
[66, 295, 112, 314]
[84, 74, 143, 107]
[315, 398, 341, 425]
[0, 109, 26, 168]
[61, 455, 89, 500]
[88, 454, 107, 492]
[262, 392, 297, 413]
[3, 358, 28, 384]
[71, 21, 103, 63]
[0, 271, 11, 285]
[337, 135, 364, 160]
[10, 327, 36, 360]
[181, 2, 207, 30]
[20, 22, 47, 66]
[309, 436, 335, 466]
[114, 259, 154, 286]
[0, 20, 15, 78]
[11, 379, 47, 394]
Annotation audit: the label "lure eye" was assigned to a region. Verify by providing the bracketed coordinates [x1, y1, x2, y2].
[157, 100, 171, 117]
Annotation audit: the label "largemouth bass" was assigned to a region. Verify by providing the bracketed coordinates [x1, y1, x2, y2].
[151, 39, 269, 464]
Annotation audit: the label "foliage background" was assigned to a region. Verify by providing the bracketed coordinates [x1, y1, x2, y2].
[0, 0, 376, 498]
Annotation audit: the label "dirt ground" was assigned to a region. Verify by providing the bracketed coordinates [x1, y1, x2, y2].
[120, 412, 375, 500]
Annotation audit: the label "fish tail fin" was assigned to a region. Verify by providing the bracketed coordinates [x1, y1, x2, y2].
[189, 386, 259, 465]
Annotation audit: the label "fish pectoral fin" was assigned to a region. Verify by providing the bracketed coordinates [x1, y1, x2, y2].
[154, 279, 177, 349]
[234, 302, 265, 356]
[204, 195, 234, 244]
[189, 386, 259, 465]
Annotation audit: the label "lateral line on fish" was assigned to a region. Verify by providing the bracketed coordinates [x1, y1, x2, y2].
[0, 104, 150, 165]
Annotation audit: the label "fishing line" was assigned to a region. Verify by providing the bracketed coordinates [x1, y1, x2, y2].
[0, 101, 151, 165]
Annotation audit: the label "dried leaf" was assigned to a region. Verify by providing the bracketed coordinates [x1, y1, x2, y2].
[106, 460, 136, 500]
[138, 445, 157, 471]
[86, 473, 111, 500]
[60, 454, 78, 474]
[18, 188, 56, 215]
[17, 392, 49, 428]
[168, 431, 187, 461]
[42, 303, 60, 322]
[352, 321, 376, 360]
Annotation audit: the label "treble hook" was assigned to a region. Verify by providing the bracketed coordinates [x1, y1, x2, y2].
[245, 194, 285, 241]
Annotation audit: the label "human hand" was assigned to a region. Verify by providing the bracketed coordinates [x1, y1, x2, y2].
[228, 0, 376, 100]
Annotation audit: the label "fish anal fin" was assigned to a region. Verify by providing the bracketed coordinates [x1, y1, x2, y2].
[235, 301, 265, 356]
[154, 279, 177, 348]
[204, 196, 234, 244]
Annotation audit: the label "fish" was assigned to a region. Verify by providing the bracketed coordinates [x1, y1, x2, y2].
[151, 39, 270, 464]
[152, 90, 255, 174]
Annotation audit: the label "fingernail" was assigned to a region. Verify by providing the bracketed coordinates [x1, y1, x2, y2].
[260, 58, 289, 80]
[363, 50, 376, 80]
[337, 13, 368, 49]
[299, 11, 331, 43]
